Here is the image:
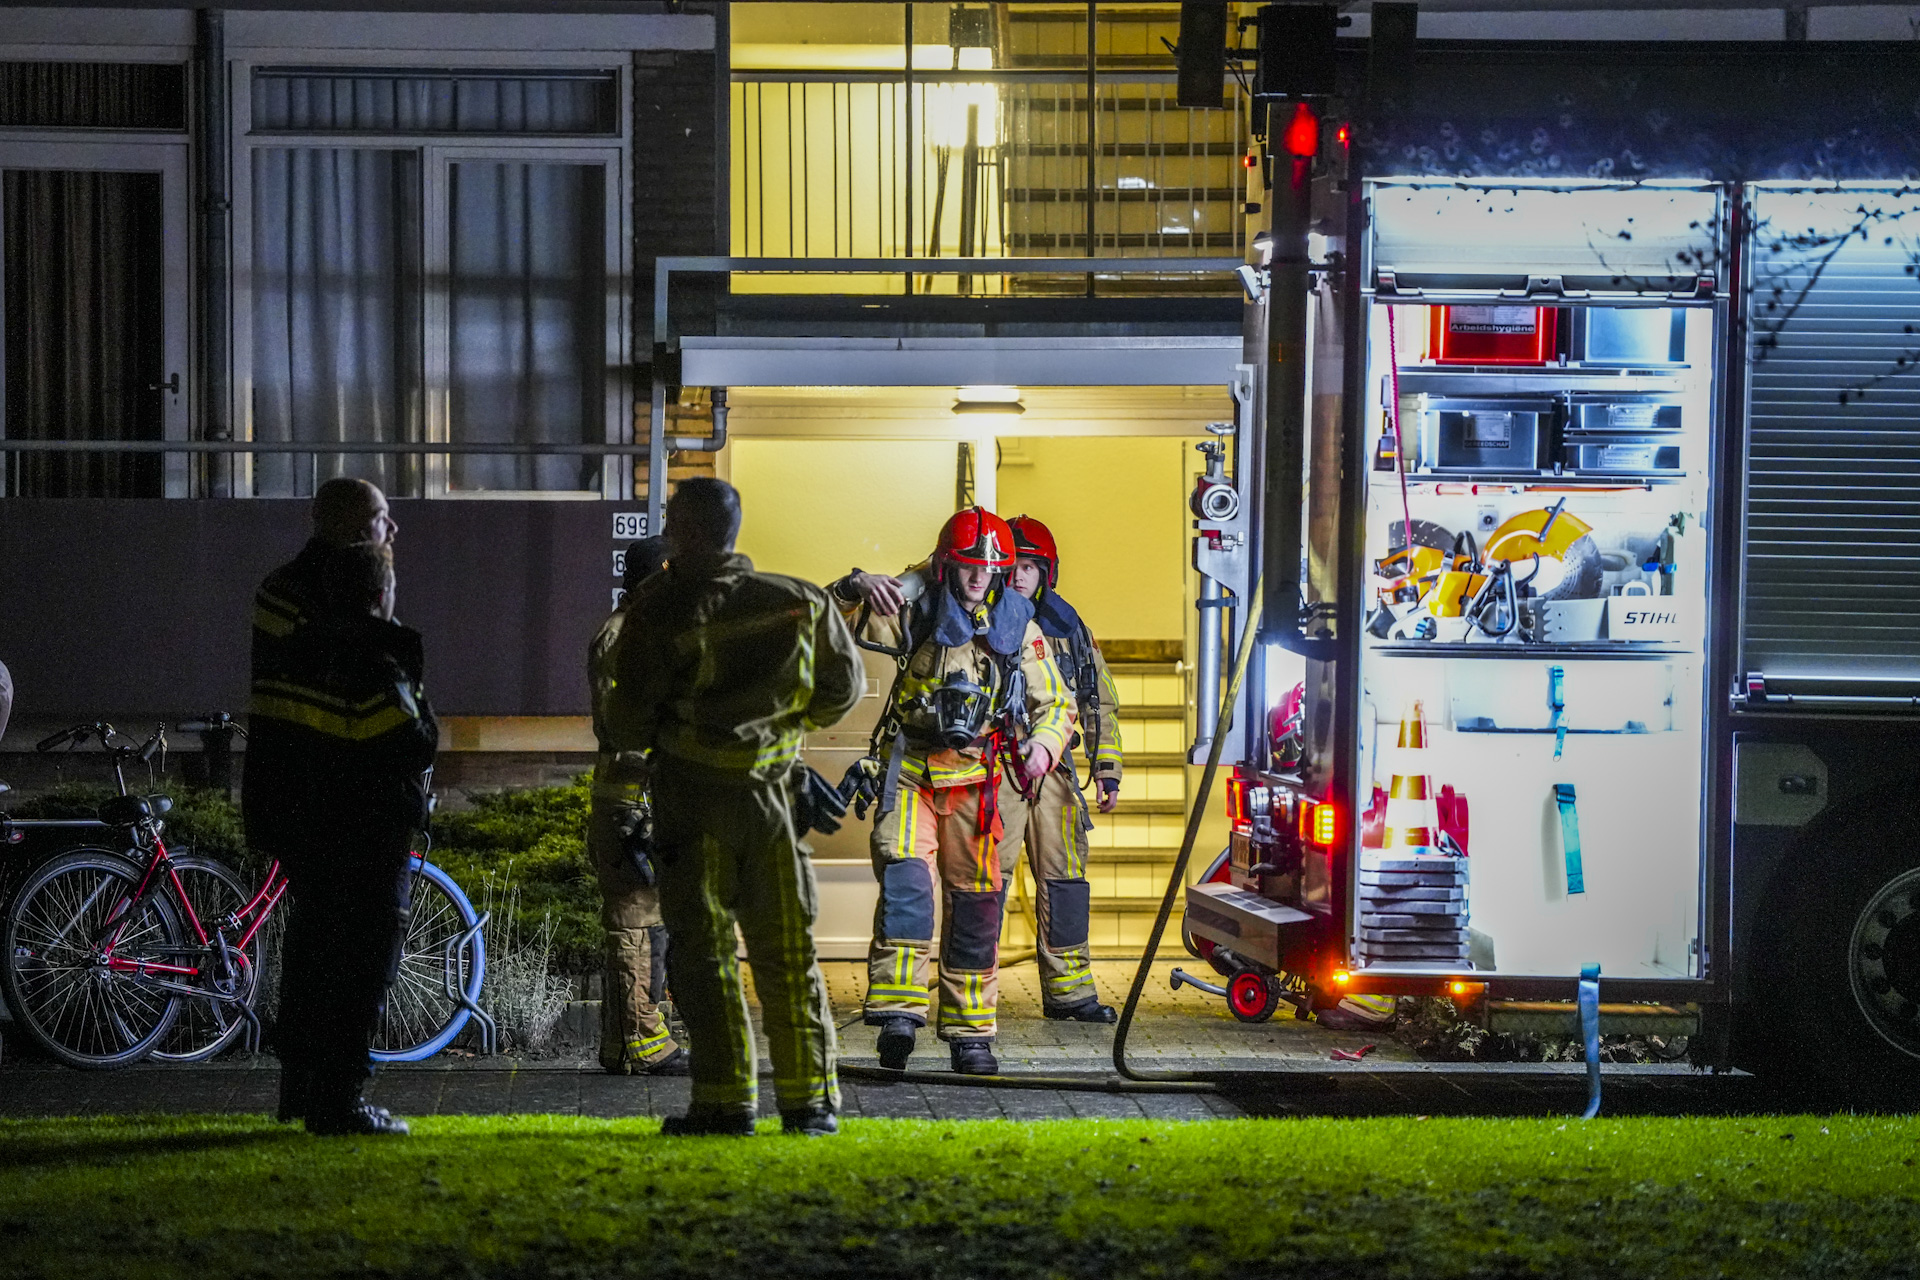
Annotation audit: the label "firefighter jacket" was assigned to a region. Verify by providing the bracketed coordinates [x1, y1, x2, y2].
[588, 605, 648, 798]
[244, 541, 439, 857]
[1032, 586, 1123, 788]
[834, 569, 1074, 790]
[604, 552, 864, 782]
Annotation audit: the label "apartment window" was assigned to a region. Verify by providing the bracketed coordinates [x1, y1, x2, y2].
[239, 66, 628, 498]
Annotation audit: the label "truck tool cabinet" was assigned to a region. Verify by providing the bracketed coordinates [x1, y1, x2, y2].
[1174, 36, 1920, 1104]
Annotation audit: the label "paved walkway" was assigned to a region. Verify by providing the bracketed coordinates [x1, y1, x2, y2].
[1, 961, 1765, 1121]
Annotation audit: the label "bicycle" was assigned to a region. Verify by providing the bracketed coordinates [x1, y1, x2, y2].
[0, 720, 496, 1069]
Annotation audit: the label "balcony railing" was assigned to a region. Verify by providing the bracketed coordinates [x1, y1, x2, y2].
[730, 69, 1254, 295]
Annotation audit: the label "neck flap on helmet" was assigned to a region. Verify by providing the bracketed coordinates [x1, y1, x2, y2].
[1030, 585, 1084, 642]
[929, 578, 1033, 655]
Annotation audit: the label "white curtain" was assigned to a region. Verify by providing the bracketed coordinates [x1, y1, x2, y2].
[250, 148, 421, 497]
[448, 160, 605, 493]
[250, 150, 607, 496]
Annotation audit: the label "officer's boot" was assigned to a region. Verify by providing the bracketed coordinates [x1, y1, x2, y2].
[949, 1038, 999, 1076]
[876, 1017, 917, 1071]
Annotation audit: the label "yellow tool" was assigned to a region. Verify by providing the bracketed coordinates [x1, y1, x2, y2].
[1485, 498, 1594, 563]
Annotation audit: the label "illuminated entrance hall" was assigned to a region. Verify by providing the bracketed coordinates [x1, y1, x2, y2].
[721, 384, 1230, 962]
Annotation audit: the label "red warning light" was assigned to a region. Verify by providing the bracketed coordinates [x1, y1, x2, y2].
[1282, 102, 1320, 158]
[1242, 152, 1257, 169]
[1336, 123, 1351, 148]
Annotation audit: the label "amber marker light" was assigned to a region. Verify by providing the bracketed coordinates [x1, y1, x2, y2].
[1313, 801, 1340, 847]
[1333, 969, 1352, 986]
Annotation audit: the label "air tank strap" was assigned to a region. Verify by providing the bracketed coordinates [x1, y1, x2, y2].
[1548, 664, 1567, 760]
[1555, 782, 1584, 896]
[1579, 962, 1602, 1119]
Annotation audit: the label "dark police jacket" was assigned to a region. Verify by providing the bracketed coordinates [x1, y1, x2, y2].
[243, 540, 439, 859]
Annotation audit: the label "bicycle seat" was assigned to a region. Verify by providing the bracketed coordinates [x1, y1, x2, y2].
[98, 793, 171, 825]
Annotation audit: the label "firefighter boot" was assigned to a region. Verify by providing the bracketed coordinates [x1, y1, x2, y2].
[1045, 999, 1118, 1024]
[949, 1038, 999, 1076]
[781, 1107, 840, 1136]
[876, 1017, 917, 1070]
[660, 1106, 756, 1137]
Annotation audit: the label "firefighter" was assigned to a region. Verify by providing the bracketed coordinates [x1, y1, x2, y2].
[246, 487, 435, 1138]
[606, 479, 864, 1136]
[586, 535, 686, 1076]
[997, 515, 1122, 1022]
[834, 509, 1074, 1075]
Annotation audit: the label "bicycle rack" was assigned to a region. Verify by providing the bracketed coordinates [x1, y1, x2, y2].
[444, 911, 498, 1056]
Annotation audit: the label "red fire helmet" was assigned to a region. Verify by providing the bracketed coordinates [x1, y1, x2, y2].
[935, 506, 1016, 571]
[1007, 514, 1060, 586]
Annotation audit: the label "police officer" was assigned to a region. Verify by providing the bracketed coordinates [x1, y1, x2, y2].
[586, 536, 686, 1076]
[834, 508, 1074, 1075]
[606, 479, 863, 1136]
[997, 515, 1123, 1023]
[246, 484, 435, 1138]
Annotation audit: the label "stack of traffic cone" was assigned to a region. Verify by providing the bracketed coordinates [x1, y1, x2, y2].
[1356, 701, 1471, 967]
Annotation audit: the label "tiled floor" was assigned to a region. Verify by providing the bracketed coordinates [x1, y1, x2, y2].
[0, 960, 1763, 1121]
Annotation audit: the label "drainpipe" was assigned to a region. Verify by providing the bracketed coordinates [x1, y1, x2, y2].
[196, 9, 230, 496]
[667, 386, 729, 453]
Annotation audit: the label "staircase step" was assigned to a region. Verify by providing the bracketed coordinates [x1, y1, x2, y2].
[1004, 187, 1241, 205]
[1110, 798, 1186, 816]
[1117, 705, 1188, 720]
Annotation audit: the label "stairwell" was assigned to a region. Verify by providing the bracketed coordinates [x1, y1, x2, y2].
[1003, 657, 1206, 957]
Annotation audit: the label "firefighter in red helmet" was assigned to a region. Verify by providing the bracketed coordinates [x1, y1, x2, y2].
[833, 508, 1074, 1074]
[999, 515, 1123, 1021]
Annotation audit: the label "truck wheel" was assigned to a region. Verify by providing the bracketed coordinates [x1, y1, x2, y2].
[1227, 971, 1279, 1023]
[1759, 830, 1920, 1108]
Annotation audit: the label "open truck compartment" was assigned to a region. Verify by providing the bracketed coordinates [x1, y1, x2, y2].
[1353, 295, 1715, 980]
[1187, 181, 1724, 996]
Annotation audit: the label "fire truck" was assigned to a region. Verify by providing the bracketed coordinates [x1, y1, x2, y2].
[1174, 16, 1920, 1104]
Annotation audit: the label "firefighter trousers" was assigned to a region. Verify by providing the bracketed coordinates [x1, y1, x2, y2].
[997, 767, 1099, 1011]
[650, 758, 838, 1116]
[866, 780, 1004, 1041]
[587, 790, 678, 1072]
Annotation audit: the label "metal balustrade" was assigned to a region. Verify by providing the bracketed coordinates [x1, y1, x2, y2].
[730, 70, 1254, 295]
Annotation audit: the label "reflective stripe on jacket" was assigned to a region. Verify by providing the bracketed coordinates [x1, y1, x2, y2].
[605, 552, 864, 781]
[242, 541, 438, 856]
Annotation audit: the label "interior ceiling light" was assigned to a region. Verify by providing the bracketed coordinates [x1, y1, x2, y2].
[953, 385, 1024, 416]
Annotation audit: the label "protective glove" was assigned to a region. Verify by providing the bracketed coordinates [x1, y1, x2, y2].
[791, 765, 849, 836]
[838, 756, 884, 821]
[617, 802, 658, 889]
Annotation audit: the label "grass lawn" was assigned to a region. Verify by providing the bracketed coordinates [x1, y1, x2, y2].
[2, 1113, 1917, 1279]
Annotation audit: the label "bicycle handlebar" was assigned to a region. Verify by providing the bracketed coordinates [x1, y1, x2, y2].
[35, 721, 167, 761]
[176, 712, 247, 739]
[36, 722, 110, 753]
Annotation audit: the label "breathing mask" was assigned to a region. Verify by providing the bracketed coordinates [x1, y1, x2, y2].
[927, 669, 997, 750]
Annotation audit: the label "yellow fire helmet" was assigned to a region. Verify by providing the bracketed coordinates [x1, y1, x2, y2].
[1484, 498, 1604, 600]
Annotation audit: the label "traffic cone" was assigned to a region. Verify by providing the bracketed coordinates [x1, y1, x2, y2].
[1381, 701, 1438, 852]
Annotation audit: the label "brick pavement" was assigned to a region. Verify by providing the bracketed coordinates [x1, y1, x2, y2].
[0, 960, 1767, 1121]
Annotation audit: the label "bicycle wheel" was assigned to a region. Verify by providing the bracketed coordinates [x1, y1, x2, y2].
[370, 859, 485, 1063]
[148, 855, 263, 1064]
[1, 848, 184, 1069]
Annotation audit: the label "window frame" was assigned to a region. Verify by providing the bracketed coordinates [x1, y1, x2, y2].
[228, 49, 634, 500]
[0, 135, 191, 497]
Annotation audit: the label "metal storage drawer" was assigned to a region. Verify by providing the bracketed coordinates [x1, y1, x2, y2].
[1566, 397, 1683, 435]
[1568, 306, 1686, 366]
[1417, 397, 1552, 471]
[1560, 437, 1683, 473]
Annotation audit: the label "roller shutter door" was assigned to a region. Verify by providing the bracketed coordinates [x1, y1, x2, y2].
[1745, 189, 1920, 693]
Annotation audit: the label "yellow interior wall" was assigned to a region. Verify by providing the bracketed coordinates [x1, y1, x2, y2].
[995, 435, 1196, 642]
[729, 439, 957, 586]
